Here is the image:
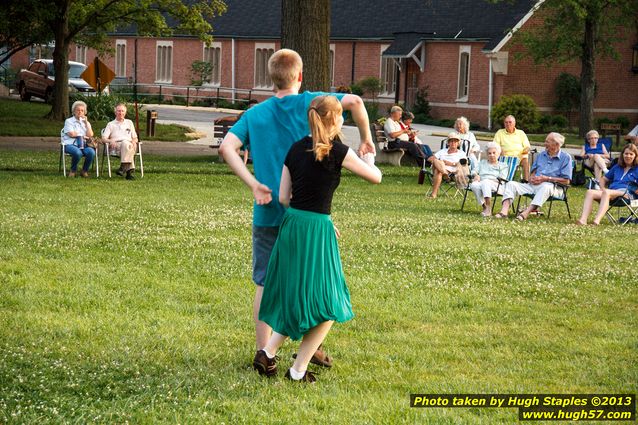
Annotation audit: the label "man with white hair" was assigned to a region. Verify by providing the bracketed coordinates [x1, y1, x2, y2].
[494, 132, 572, 220]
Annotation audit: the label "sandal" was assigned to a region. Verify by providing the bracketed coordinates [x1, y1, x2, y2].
[514, 214, 525, 221]
[493, 213, 506, 219]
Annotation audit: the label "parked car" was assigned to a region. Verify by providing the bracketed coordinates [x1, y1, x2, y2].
[16, 59, 96, 102]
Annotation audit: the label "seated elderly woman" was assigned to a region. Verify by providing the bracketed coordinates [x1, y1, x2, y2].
[494, 132, 572, 220]
[469, 142, 508, 216]
[578, 129, 611, 181]
[61, 100, 96, 178]
[400, 111, 433, 161]
[576, 143, 638, 225]
[428, 131, 469, 199]
[454, 116, 481, 167]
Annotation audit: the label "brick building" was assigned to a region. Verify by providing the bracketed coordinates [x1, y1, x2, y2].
[10, 0, 638, 129]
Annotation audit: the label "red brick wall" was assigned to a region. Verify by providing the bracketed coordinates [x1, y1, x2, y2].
[51, 27, 635, 130]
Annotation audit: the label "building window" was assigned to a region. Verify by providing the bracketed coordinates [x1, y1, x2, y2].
[380, 45, 397, 96]
[254, 44, 275, 89]
[457, 46, 471, 101]
[156, 41, 173, 83]
[203, 43, 221, 85]
[329, 44, 335, 88]
[115, 40, 126, 77]
[76, 45, 87, 64]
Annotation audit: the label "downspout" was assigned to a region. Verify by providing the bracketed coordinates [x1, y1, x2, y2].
[231, 38, 236, 103]
[488, 58, 493, 130]
[351, 42, 356, 84]
[403, 58, 408, 105]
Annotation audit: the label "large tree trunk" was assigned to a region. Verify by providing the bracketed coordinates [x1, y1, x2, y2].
[281, 0, 330, 92]
[47, 0, 71, 121]
[579, 13, 596, 138]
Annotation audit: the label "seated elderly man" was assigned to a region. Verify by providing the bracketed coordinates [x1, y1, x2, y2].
[102, 103, 138, 180]
[383, 105, 427, 167]
[428, 131, 469, 199]
[493, 115, 531, 181]
[494, 132, 572, 220]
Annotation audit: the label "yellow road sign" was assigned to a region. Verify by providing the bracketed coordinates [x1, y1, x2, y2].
[81, 57, 116, 92]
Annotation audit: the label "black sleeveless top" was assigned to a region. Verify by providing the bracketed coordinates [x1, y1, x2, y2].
[284, 136, 349, 214]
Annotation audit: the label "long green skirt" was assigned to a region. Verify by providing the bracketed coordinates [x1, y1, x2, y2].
[259, 207, 354, 341]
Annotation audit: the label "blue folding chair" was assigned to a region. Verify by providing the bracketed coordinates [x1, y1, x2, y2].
[460, 155, 520, 212]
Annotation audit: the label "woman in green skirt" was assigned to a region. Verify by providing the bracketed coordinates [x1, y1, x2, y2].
[256, 95, 382, 382]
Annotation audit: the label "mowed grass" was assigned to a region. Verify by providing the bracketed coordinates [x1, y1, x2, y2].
[0, 150, 636, 424]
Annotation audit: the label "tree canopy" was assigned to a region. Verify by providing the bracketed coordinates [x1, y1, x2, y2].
[2, 0, 226, 120]
[503, 0, 638, 136]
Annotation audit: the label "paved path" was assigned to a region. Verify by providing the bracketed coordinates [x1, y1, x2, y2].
[0, 136, 215, 156]
[0, 102, 581, 157]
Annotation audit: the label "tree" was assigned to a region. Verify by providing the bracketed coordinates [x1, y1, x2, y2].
[191, 60, 213, 86]
[502, 0, 638, 136]
[0, 0, 53, 66]
[281, 0, 331, 92]
[357, 77, 382, 104]
[7, 0, 226, 121]
[553, 72, 580, 126]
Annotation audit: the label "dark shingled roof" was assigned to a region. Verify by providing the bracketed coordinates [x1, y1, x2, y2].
[113, 0, 537, 51]
[209, 0, 538, 50]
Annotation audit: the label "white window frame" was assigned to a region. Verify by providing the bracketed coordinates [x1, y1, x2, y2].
[457, 45, 471, 102]
[254, 43, 275, 89]
[329, 43, 335, 88]
[380, 44, 397, 97]
[115, 40, 127, 78]
[202, 42, 222, 86]
[155, 41, 173, 83]
[76, 45, 87, 64]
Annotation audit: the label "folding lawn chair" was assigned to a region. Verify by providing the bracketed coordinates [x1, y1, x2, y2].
[59, 129, 99, 177]
[605, 185, 638, 225]
[460, 155, 520, 212]
[425, 138, 471, 197]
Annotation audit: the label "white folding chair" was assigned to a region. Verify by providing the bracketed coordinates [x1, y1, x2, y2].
[59, 129, 99, 177]
[100, 128, 144, 178]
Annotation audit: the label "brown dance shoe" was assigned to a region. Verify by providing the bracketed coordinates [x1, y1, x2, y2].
[68, 171, 76, 178]
[80, 171, 89, 178]
[292, 344, 333, 368]
[252, 350, 278, 377]
[285, 369, 317, 383]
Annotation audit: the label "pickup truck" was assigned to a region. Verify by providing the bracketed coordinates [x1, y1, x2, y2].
[16, 59, 96, 102]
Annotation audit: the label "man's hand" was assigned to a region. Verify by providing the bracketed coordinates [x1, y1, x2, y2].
[252, 183, 272, 205]
[529, 175, 544, 185]
[358, 139, 376, 157]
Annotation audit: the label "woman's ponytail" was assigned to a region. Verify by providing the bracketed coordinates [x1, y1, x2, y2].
[307, 96, 343, 162]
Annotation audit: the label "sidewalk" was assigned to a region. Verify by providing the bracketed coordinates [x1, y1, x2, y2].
[0, 136, 214, 156]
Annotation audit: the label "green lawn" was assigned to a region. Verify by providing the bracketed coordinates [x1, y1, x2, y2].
[0, 150, 636, 424]
[0, 98, 195, 142]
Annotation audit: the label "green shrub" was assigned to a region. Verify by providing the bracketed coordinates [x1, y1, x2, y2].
[551, 114, 569, 130]
[349, 83, 363, 96]
[69, 94, 138, 121]
[412, 86, 431, 118]
[615, 116, 630, 130]
[491, 94, 540, 133]
[364, 101, 379, 122]
[357, 77, 383, 103]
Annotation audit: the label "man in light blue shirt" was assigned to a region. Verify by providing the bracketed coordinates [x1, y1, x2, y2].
[495, 132, 572, 220]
